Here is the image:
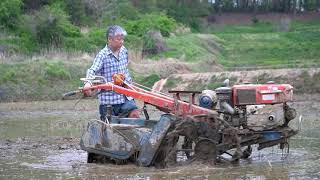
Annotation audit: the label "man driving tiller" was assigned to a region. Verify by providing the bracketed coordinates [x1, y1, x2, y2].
[83, 25, 140, 120]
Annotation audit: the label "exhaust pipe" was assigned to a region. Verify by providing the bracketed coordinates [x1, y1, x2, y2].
[220, 101, 235, 115]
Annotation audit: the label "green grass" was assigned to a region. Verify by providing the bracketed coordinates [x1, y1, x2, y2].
[211, 22, 275, 34]
[132, 73, 161, 89]
[0, 60, 88, 101]
[150, 20, 320, 70]
[163, 77, 182, 90]
[212, 20, 320, 69]
[151, 33, 222, 62]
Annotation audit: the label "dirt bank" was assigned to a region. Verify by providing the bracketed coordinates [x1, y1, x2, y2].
[159, 68, 320, 93]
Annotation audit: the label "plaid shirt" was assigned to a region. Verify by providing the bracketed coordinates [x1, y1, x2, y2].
[86, 45, 133, 105]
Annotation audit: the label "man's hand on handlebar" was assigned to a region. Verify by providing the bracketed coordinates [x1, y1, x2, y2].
[83, 82, 93, 96]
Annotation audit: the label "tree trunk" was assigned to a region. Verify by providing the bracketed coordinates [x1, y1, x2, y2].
[293, 0, 297, 15]
[253, 0, 258, 14]
[215, 0, 222, 15]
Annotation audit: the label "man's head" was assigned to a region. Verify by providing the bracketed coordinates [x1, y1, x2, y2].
[106, 25, 127, 52]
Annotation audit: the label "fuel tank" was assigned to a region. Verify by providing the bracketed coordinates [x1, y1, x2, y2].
[232, 84, 293, 105]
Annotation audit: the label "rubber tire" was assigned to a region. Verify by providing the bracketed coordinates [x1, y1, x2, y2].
[87, 153, 95, 163]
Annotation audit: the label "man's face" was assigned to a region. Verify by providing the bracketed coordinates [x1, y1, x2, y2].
[108, 35, 124, 51]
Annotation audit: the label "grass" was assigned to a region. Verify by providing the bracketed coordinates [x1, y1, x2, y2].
[211, 20, 320, 69]
[1, 20, 320, 101]
[151, 33, 221, 62]
[206, 75, 238, 90]
[132, 73, 161, 89]
[163, 77, 182, 90]
[0, 60, 88, 101]
[150, 20, 320, 70]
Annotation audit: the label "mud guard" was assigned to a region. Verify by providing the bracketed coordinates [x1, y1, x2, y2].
[80, 120, 150, 160]
[137, 114, 175, 167]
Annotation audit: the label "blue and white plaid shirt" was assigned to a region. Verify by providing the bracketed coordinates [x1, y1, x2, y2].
[86, 45, 133, 105]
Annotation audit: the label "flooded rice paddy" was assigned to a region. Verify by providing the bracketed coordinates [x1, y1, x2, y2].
[0, 95, 320, 179]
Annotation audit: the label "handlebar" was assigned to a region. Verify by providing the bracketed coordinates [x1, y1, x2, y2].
[62, 90, 81, 99]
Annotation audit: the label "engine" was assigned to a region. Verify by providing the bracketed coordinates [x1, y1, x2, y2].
[199, 82, 296, 129]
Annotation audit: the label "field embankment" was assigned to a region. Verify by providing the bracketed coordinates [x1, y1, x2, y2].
[160, 68, 320, 94]
[1, 17, 320, 101]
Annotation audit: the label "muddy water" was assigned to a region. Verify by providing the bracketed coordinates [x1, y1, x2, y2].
[0, 96, 320, 179]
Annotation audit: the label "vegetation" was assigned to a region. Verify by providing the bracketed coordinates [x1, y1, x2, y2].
[132, 73, 161, 90]
[212, 21, 320, 69]
[164, 70, 320, 94]
[0, 0, 320, 101]
[152, 34, 221, 62]
[0, 60, 87, 101]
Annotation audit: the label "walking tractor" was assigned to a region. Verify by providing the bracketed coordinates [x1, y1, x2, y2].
[63, 74, 298, 167]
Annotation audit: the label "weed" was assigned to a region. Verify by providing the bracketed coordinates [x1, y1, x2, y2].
[44, 62, 71, 80]
[164, 77, 182, 90]
[136, 74, 161, 89]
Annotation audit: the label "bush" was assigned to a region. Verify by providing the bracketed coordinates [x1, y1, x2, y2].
[63, 27, 105, 52]
[64, 0, 87, 25]
[44, 62, 71, 80]
[159, 1, 210, 31]
[139, 74, 161, 88]
[20, 3, 81, 47]
[124, 13, 177, 37]
[125, 34, 143, 50]
[252, 16, 259, 24]
[0, 0, 22, 28]
[124, 13, 176, 55]
[22, 0, 53, 11]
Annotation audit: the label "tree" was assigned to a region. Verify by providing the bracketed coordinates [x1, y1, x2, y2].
[21, 3, 80, 47]
[22, 0, 52, 11]
[64, 0, 86, 26]
[0, 0, 23, 28]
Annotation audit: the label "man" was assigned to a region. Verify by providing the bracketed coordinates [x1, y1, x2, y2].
[84, 25, 139, 121]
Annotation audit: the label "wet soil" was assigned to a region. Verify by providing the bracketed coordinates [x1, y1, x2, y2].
[0, 95, 320, 179]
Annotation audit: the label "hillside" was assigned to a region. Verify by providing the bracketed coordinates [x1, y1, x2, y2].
[1, 13, 320, 101]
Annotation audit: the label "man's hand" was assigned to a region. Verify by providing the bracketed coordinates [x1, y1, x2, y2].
[112, 73, 125, 86]
[83, 82, 93, 96]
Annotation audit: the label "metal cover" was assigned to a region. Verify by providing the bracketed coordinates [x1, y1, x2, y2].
[137, 114, 174, 167]
[236, 89, 256, 105]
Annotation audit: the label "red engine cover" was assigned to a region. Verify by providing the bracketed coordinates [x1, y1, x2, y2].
[233, 84, 293, 105]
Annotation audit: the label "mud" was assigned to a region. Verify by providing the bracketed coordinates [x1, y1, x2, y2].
[0, 95, 320, 179]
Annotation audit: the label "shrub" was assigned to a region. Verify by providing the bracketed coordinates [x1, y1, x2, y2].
[1, 70, 16, 83]
[124, 13, 176, 56]
[22, 0, 53, 11]
[124, 13, 177, 37]
[44, 62, 71, 80]
[252, 16, 259, 24]
[159, 1, 210, 31]
[64, 0, 87, 26]
[0, 0, 22, 28]
[163, 77, 182, 90]
[64, 27, 105, 52]
[125, 34, 143, 50]
[20, 3, 81, 47]
[139, 74, 161, 88]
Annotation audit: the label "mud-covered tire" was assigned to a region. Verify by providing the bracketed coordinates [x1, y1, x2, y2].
[194, 138, 217, 161]
[242, 146, 252, 159]
[87, 153, 95, 163]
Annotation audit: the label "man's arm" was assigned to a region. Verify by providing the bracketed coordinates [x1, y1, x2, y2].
[86, 52, 104, 79]
[84, 52, 104, 96]
[123, 49, 132, 84]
